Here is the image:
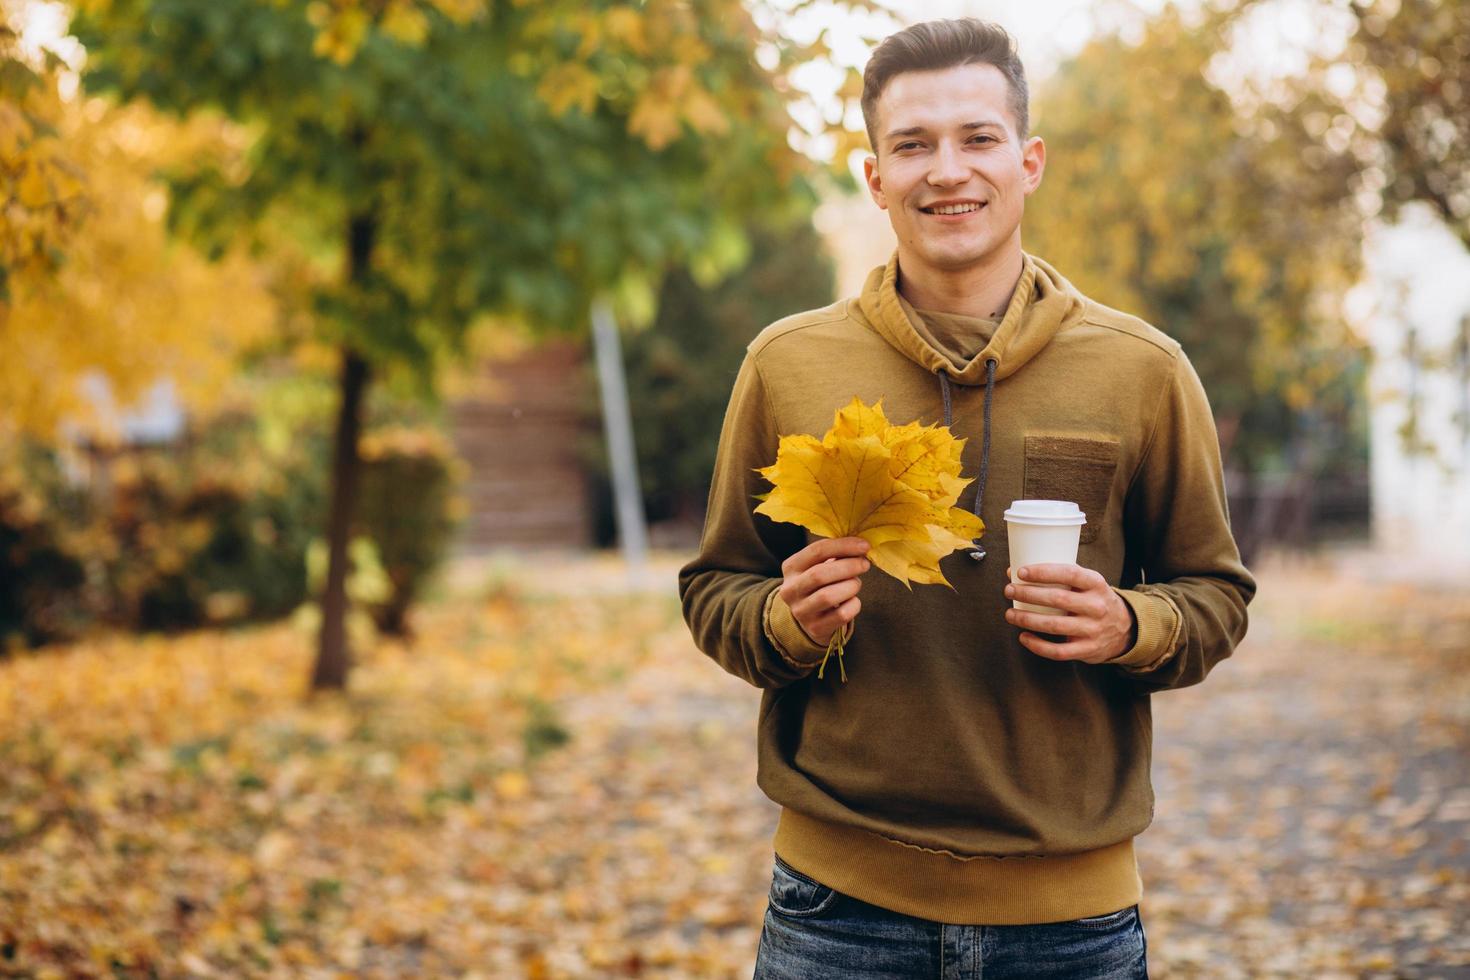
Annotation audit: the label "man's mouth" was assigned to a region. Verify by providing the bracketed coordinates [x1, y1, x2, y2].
[920, 202, 985, 215]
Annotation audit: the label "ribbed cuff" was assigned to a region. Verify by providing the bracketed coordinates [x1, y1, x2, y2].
[762, 585, 852, 670]
[1109, 587, 1182, 672]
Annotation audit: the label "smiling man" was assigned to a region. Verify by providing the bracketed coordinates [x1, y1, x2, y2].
[678, 18, 1254, 979]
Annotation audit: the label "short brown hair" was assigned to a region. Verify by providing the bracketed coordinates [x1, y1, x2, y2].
[861, 19, 1029, 152]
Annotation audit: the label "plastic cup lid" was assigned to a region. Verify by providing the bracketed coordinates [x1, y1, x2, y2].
[1003, 499, 1086, 525]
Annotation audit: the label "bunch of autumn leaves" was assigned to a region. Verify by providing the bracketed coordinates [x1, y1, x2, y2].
[755, 398, 983, 681]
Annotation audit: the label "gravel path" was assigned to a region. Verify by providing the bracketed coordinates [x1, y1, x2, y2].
[507, 552, 1470, 978]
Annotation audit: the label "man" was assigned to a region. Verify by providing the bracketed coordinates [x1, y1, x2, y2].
[678, 18, 1254, 979]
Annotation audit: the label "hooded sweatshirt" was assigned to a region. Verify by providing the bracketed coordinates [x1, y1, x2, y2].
[678, 252, 1255, 926]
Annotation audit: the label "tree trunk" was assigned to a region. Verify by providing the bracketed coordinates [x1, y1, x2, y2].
[311, 211, 375, 692]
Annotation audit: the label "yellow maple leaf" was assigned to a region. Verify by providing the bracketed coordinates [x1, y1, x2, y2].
[758, 397, 982, 587]
[681, 86, 729, 136]
[537, 61, 602, 118]
[602, 7, 648, 55]
[754, 398, 984, 679]
[380, 1, 430, 45]
[629, 91, 682, 150]
[17, 160, 51, 209]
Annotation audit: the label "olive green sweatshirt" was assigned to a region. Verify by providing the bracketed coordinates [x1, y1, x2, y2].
[678, 252, 1255, 925]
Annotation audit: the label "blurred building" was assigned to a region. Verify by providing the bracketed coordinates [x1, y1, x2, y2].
[449, 340, 595, 552]
[1362, 205, 1470, 573]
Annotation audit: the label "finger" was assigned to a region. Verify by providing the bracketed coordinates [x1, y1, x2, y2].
[783, 536, 871, 576]
[1005, 607, 1089, 637]
[1017, 630, 1091, 661]
[810, 595, 861, 635]
[1004, 584, 1091, 615]
[801, 556, 871, 592]
[1021, 581, 1109, 619]
[800, 577, 862, 617]
[1016, 563, 1101, 589]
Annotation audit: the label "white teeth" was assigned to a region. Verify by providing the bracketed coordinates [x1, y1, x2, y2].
[927, 203, 981, 215]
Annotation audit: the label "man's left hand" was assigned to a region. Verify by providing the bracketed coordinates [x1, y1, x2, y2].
[1003, 563, 1136, 664]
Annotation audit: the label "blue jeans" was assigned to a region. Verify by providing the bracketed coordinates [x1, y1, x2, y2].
[754, 854, 1148, 979]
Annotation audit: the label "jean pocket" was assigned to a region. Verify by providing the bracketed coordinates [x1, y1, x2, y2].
[1070, 904, 1138, 929]
[768, 854, 840, 918]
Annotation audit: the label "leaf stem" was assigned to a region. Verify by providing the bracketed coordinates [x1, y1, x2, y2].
[818, 628, 847, 682]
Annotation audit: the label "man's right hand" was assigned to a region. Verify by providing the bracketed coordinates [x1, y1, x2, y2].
[779, 537, 871, 645]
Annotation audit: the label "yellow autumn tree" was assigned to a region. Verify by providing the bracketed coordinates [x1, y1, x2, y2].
[1027, 5, 1365, 470]
[1339, 0, 1470, 251]
[1, 13, 82, 306]
[0, 13, 274, 443]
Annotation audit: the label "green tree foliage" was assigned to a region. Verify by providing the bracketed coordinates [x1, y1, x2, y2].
[71, 0, 859, 687]
[72, 0, 835, 362]
[1026, 6, 1366, 473]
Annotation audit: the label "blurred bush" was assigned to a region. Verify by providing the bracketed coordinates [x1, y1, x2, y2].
[356, 426, 466, 636]
[0, 451, 89, 648]
[0, 401, 463, 649]
[0, 413, 326, 649]
[100, 439, 320, 632]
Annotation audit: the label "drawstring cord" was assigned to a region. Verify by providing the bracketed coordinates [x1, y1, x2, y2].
[939, 358, 998, 560]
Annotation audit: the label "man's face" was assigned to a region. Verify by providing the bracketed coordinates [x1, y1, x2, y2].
[864, 62, 1045, 279]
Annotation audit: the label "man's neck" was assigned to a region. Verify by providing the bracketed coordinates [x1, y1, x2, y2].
[896, 245, 1025, 320]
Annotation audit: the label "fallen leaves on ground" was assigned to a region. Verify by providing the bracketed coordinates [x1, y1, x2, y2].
[0, 574, 690, 978]
[1136, 554, 1470, 978]
[1, 551, 1467, 978]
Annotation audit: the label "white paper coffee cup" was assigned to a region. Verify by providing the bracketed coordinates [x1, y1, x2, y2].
[1003, 500, 1086, 616]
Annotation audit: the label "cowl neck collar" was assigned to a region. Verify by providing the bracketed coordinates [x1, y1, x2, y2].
[857, 251, 1086, 385]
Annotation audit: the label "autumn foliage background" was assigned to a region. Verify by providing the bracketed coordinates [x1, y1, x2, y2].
[2, 0, 1469, 976]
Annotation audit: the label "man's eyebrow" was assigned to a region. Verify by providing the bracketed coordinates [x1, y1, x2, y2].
[884, 120, 1006, 140]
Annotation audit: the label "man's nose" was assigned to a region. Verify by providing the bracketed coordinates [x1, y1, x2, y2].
[927, 141, 968, 186]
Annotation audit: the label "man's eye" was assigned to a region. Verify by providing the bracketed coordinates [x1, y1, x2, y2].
[894, 141, 922, 151]
[969, 135, 996, 145]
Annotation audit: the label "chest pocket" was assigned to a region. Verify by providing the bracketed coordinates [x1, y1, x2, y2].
[1023, 435, 1120, 545]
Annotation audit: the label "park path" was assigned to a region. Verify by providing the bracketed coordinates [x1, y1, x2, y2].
[499, 550, 1470, 979]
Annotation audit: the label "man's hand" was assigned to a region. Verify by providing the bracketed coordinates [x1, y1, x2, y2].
[780, 537, 871, 645]
[1003, 563, 1136, 664]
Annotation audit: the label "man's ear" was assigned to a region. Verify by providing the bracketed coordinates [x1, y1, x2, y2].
[1021, 136, 1046, 196]
[863, 154, 888, 210]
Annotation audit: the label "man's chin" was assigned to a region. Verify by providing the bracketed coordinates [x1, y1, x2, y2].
[916, 242, 1002, 272]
